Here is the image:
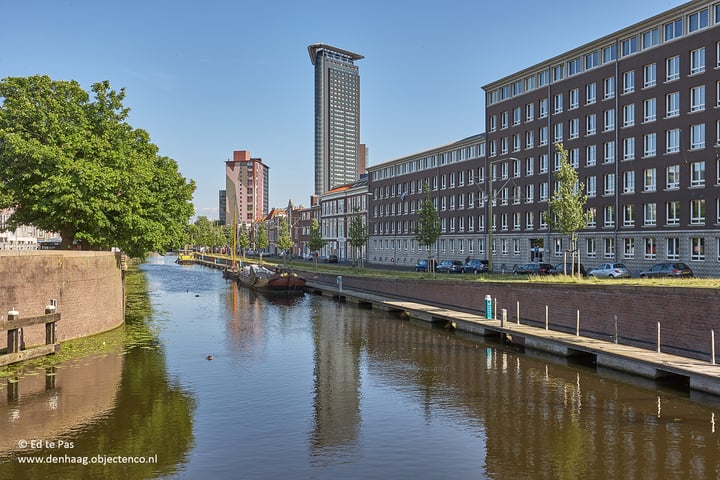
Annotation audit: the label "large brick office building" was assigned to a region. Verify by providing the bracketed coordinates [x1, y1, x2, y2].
[369, 0, 720, 275]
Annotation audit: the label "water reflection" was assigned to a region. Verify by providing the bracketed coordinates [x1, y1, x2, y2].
[215, 269, 720, 479]
[0, 261, 195, 480]
[5, 258, 717, 479]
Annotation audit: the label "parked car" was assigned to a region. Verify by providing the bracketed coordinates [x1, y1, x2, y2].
[639, 262, 693, 278]
[436, 260, 464, 273]
[587, 263, 630, 278]
[462, 259, 489, 274]
[513, 262, 553, 275]
[549, 262, 587, 277]
[415, 259, 437, 272]
[325, 254, 338, 263]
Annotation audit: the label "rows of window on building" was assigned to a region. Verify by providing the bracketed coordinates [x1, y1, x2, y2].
[281, 1, 720, 277]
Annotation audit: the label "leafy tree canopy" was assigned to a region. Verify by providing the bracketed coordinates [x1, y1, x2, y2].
[307, 218, 325, 253]
[277, 218, 293, 254]
[0, 75, 195, 258]
[415, 182, 440, 250]
[547, 143, 588, 238]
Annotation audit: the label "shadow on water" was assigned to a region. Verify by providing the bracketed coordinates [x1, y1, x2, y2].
[0, 262, 196, 480]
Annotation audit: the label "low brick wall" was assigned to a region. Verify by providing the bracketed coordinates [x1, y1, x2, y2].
[304, 271, 720, 361]
[0, 251, 124, 348]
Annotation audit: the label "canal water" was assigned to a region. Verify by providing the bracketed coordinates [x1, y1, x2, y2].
[1, 255, 719, 479]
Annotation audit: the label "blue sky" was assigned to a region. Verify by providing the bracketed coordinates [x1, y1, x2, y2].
[2, 0, 684, 220]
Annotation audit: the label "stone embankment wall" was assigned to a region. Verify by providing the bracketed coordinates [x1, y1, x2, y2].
[0, 251, 124, 347]
[305, 272, 719, 361]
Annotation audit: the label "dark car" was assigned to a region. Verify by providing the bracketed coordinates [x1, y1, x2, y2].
[322, 254, 338, 263]
[513, 262, 554, 275]
[639, 262, 693, 278]
[462, 259, 489, 274]
[549, 262, 587, 277]
[415, 259, 437, 272]
[436, 260, 464, 273]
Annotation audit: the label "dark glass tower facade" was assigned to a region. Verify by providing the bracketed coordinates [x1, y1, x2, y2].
[308, 44, 364, 195]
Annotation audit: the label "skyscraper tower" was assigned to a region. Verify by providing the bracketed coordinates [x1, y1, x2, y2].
[308, 44, 364, 195]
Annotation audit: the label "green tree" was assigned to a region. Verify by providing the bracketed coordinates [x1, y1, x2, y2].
[307, 218, 325, 269]
[348, 207, 368, 268]
[193, 216, 217, 247]
[238, 227, 250, 256]
[546, 143, 588, 276]
[414, 182, 441, 274]
[277, 218, 293, 259]
[0, 75, 195, 258]
[254, 223, 268, 264]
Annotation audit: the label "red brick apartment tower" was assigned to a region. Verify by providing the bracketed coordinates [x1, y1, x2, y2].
[225, 150, 270, 230]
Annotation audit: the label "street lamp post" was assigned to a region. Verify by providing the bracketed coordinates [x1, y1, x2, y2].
[486, 157, 519, 273]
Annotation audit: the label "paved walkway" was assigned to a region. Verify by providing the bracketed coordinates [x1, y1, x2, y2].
[307, 281, 720, 397]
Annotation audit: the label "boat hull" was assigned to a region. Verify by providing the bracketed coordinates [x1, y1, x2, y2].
[236, 266, 306, 295]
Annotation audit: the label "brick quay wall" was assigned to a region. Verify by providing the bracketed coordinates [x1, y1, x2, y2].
[304, 271, 720, 362]
[0, 251, 125, 348]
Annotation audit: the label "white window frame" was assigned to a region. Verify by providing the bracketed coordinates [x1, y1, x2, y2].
[643, 63, 656, 88]
[666, 165, 680, 190]
[666, 56, 680, 82]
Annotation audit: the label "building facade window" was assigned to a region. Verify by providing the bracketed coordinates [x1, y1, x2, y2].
[645, 238, 657, 259]
[623, 204, 635, 226]
[666, 201, 680, 225]
[623, 70, 635, 94]
[666, 55, 680, 81]
[586, 82, 597, 104]
[666, 91, 680, 117]
[690, 199, 705, 224]
[604, 108, 615, 131]
[643, 98, 656, 122]
[666, 128, 681, 153]
[664, 19, 683, 41]
[690, 161, 705, 187]
[643, 133, 656, 157]
[623, 104, 635, 127]
[644, 168, 656, 192]
[666, 164, 680, 189]
[604, 238, 615, 258]
[690, 47, 706, 74]
[690, 85, 705, 112]
[643, 63, 656, 87]
[691, 237, 705, 261]
[569, 88, 579, 109]
[623, 170, 635, 193]
[642, 28, 659, 49]
[688, 9, 709, 33]
[667, 237, 680, 260]
[623, 137, 635, 160]
[587, 176, 597, 197]
[604, 205, 615, 227]
[587, 238, 597, 258]
[691, 123, 705, 150]
[623, 238, 635, 258]
[644, 203, 657, 226]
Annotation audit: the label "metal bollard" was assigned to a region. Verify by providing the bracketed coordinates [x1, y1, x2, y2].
[45, 304, 57, 345]
[7, 309, 20, 354]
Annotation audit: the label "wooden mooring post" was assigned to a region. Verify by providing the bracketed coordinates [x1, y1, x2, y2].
[1, 302, 61, 367]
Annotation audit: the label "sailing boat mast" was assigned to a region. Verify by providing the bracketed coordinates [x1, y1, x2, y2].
[232, 205, 237, 269]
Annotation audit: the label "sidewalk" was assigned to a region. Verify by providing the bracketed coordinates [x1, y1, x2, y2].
[307, 281, 720, 397]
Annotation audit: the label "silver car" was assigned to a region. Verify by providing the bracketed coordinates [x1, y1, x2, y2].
[588, 263, 630, 278]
